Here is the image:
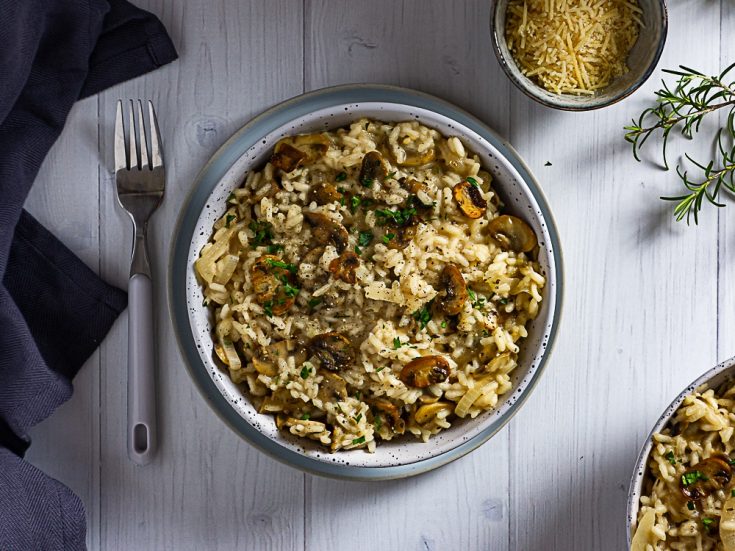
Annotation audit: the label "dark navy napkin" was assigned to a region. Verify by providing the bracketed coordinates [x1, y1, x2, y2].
[0, 1, 177, 549]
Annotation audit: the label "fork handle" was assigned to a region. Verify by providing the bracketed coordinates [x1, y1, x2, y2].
[128, 273, 157, 465]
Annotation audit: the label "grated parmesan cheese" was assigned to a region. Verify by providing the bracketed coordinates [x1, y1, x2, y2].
[505, 0, 642, 95]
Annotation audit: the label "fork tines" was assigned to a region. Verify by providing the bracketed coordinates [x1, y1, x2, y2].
[114, 99, 163, 173]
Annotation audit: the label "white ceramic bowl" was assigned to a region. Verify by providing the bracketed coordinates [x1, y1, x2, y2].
[170, 85, 563, 479]
[627, 356, 735, 545]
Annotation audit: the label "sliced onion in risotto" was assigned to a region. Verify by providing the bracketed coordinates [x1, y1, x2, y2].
[720, 494, 735, 550]
[455, 376, 496, 418]
[630, 509, 655, 551]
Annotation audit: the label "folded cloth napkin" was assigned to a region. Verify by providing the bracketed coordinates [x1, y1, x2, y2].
[0, 1, 177, 549]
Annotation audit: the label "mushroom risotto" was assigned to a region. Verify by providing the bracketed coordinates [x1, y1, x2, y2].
[194, 118, 546, 453]
[632, 381, 735, 550]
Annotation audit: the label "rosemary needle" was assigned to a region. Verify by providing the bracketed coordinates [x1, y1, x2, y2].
[624, 63, 735, 224]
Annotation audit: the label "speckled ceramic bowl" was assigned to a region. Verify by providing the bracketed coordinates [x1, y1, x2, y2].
[170, 84, 563, 479]
[626, 356, 735, 545]
[491, 0, 668, 110]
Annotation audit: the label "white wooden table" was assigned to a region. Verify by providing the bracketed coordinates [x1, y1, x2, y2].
[23, 1, 731, 549]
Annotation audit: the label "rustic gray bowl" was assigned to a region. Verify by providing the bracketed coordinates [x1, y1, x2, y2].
[626, 356, 735, 546]
[491, 0, 668, 110]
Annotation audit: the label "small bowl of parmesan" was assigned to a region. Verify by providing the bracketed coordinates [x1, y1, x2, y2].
[491, 0, 668, 110]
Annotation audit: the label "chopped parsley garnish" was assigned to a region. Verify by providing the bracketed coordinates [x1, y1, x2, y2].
[225, 214, 236, 228]
[374, 414, 382, 432]
[498, 297, 510, 305]
[702, 518, 715, 532]
[266, 258, 298, 273]
[466, 176, 479, 188]
[307, 298, 322, 310]
[665, 451, 676, 465]
[382, 232, 395, 244]
[300, 365, 311, 379]
[441, 321, 447, 329]
[354, 413, 363, 423]
[687, 501, 695, 510]
[361, 177, 374, 188]
[282, 281, 300, 297]
[681, 470, 708, 486]
[248, 220, 274, 248]
[352, 436, 366, 445]
[350, 195, 362, 213]
[227, 192, 236, 203]
[335, 171, 347, 182]
[202, 298, 209, 307]
[301, 413, 311, 421]
[393, 337, 402, 349]
[375, 207, 417, 226]
[263, 301, 274, 317]
[358, 231, 374, 248]
[354, 246, 362, 255]
[387, 171, 396, 179]
[468, 288, 486, 309]
[267, 243, 284, 254]
[375, 366, 385, 373]
[412, 300, 434, 330]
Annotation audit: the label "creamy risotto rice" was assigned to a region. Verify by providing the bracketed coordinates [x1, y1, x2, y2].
[633, 381, 735, 550]
[195, 118, 546, 453]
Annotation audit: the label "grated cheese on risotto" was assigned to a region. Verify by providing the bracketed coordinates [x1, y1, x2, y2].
[195, 119, 545, 453]
[505, 0, 642, 95]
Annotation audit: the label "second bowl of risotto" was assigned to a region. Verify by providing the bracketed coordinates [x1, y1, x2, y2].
[628, 357, 735, 550]
[171, 85, 563, 479]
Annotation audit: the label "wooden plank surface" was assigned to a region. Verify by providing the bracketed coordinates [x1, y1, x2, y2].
[23, 0, 729, 549]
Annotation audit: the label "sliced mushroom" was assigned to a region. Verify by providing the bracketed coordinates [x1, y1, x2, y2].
[452, 180, 487, 219]
[316, 370, 348, 403]
[384, 220, 419, 250]
[308, 332, 354, 371]
[414, 401, 454, 424]
[358, 151, 387, 186]
[400, 355, 450, 388]
[393, 141, 436, 167]
[214, 342, 229, 365]
[680, 454, 733, 501]
[270, 143, 307, 173]
[270, 134, 330, 173]
[304, 211, 349, 252]
[308, 182, 343, 205]
[369, 398, 405, 434]
[488, 215, 537, 253]
[252, 357, 277, 377]
[275, 414, 288, 431]
[328, 251, 360, 284]
[250, 255, 297, 315]
[435, 264, 468, 316]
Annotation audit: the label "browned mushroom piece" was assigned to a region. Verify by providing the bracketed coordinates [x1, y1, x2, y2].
[308, 182, 343, 205]
[369, 398, 405, 434]
[291, 133, 331, 162]
[452, 180, 487, 219]
[393, 142, 436, 167]
[316, 370, 348, 403]
[414, 401, 454, 424]
[358, 151, 387, 187]
[328, 251, 360, 284]
[270, 142, 307, 173]
[385, 221, 418, 250]
[680, 454, 733, 501]
[250, 255, 297, 315]
[399, 355, 450, 388]
[308, 332, 354, 371]
[304, 211, 349, 252]
[488, 215, 538, 253]
[435, 264, 468, 316]
[402, 178, 425, 194]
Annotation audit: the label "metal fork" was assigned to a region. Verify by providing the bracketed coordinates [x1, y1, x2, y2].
[114, 99, 164, 466]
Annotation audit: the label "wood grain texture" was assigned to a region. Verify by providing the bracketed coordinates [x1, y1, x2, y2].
[22, 0, 730, 549]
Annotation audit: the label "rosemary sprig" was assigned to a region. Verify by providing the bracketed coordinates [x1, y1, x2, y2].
[624, 63, 735, 223]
